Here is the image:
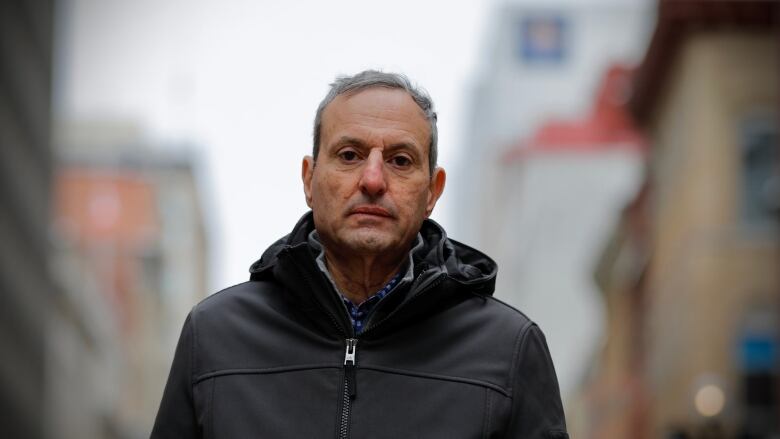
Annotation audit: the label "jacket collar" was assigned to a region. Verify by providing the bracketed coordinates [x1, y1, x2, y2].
[251, 212, 495, 289]
[248, 211, 497, 336]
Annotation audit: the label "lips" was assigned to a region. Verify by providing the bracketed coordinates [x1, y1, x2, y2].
[350, 205, 393, 218]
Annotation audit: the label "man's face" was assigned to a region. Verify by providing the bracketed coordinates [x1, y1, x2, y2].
[302, 87, 446, 260]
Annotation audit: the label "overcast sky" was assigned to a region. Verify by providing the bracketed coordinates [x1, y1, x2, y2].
[56, 0, 497, 290]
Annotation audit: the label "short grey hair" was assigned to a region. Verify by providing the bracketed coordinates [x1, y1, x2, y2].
[312, 70, 438, 174]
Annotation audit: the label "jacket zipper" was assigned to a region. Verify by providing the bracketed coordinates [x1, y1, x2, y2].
[336, 273, 445, 437]
[283, 250, 358, 439]
[285, 248, 447, 437]
[339, 338, 358, 439]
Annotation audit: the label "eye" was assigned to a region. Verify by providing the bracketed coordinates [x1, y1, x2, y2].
[389, 155, 412, 168]
[338, 149, 360, 163]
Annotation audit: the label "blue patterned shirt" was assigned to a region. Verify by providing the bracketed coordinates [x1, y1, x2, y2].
[340, 272, 403, 334]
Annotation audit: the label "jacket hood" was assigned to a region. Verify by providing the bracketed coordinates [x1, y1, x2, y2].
[249, 211, 497, 296]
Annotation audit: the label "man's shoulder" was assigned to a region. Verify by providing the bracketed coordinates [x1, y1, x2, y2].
[182, 278, 317, 375]
[190, 279, 284, 322]
[483, 295, 535, 325]
[464, 294, 539, 339]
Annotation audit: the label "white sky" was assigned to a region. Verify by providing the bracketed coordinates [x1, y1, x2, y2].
[56, 0, 494, 290]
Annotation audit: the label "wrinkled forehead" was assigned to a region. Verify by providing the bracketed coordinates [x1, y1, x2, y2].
[319, 87, 430, 148]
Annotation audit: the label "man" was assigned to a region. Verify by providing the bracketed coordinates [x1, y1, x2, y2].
[151, 70, 568, 438]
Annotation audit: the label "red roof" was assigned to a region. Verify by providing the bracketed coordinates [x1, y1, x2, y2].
[504, 64, 647, 163]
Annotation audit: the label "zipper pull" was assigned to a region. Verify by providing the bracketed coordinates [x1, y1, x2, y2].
[344, 338, 357, 399]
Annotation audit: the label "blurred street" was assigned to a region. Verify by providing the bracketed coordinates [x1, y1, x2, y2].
[0, 0, 777, 438]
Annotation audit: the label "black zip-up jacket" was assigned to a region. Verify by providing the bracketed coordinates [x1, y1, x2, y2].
[151, 213, 568, 438]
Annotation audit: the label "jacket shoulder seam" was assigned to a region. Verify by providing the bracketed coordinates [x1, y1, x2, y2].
[359, 364, 512, 397]
[508, 320, 535, 390]
[194, 364, 342, 384]
[503, 319, 536, 435]
[189, 310, 198, 386]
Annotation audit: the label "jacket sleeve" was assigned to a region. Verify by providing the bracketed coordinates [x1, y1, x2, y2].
[506, 323, 569, 438]
[150, 313, 200, 438]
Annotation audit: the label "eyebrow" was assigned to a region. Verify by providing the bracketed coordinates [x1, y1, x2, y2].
[331, 136, 421, 155]
[331, 136, 367, 149]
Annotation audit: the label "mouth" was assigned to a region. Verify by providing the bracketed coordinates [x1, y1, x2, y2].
[349, 205, 393, 218]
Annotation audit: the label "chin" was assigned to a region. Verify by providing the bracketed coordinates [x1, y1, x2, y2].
[345, 231, 395, 254]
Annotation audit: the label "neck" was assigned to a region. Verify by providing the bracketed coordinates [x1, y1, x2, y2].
[323, 249, 406, 304]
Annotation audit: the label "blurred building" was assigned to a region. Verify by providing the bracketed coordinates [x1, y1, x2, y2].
[451, 0, 654, 404]
[53, 120, 210, 437]
[0, 0, 62, 437]
[0, 1, 134, 437]
[575, 1, 779, 438]
[490, 65, 646, 401]
[454, 0, 653, 245]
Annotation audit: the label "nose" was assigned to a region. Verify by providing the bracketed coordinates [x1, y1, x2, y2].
[358, 149, 387, 198]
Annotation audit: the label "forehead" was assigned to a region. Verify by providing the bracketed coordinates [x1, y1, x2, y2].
[320, 87, 430, 150]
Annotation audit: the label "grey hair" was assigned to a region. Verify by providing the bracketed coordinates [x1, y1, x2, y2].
[312, 70, 438, 174]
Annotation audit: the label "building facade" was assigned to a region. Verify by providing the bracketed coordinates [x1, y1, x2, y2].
[454, 0, 653, 245]
[576, 2, 780, 438]
[489, 65, 647, 401]
[53, 125, 210, 437]
[0, 1, 66, 437]
[451, 1, 654, 402]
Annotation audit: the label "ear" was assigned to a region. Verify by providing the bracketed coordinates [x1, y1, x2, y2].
[425, 166, 446, 217]
[302, 156, 315, 208]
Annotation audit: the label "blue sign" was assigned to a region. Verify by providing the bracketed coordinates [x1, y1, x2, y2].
[519, 15, 568, 64]
[740, 334, 777, 372]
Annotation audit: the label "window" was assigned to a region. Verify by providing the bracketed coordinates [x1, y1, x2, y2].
[740, 114, 779, 227]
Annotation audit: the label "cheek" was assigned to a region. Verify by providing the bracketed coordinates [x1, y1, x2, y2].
[398, 186, 431, 217]
[311, 174, 350, 216]
[318, 172, 352, 200]
[327, 179, 346, 200]
[309, 177, 329, 210]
